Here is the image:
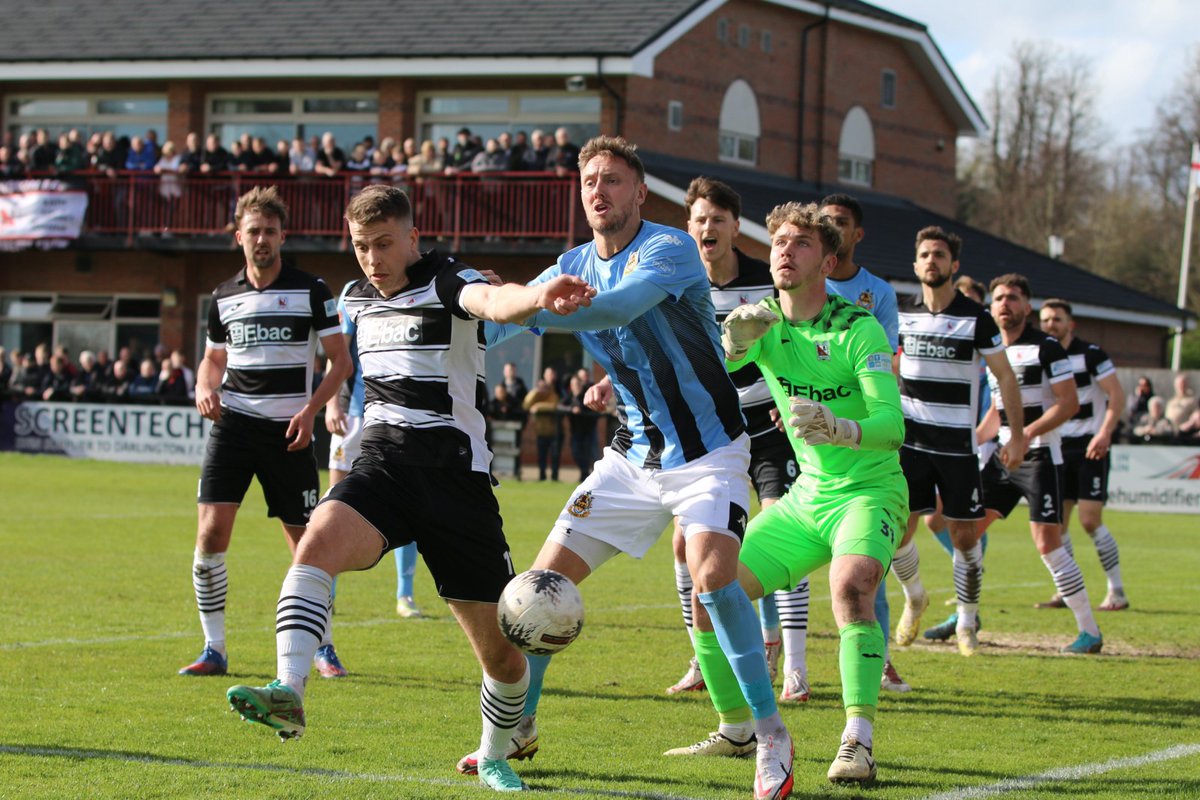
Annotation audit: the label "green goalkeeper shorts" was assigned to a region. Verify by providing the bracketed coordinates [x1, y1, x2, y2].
[739, 470, 908, 595]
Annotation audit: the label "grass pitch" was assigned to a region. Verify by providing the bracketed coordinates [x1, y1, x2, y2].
[1, 452, 1198, 799]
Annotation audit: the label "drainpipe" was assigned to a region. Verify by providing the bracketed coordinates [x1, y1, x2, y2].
[797, 5, 830, 183]
[595, 56, 624, 136]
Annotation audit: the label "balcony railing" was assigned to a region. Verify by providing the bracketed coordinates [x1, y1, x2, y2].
[38, 170, 582, 248]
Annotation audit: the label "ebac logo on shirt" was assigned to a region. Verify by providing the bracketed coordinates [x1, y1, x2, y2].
[228, 321, 293, 346]
[776, 377, 851, 402]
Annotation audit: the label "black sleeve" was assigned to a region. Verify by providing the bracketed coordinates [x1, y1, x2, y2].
[309, 278, 339, 333]
[206, 292, 226, 345]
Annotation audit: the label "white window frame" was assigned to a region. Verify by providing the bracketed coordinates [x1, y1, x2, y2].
[4, 93, 167, 138]
[0, 291, 161, 356]
[206, 91, 380, 141]
[414, 90, 601, 143]
[668, 101, 683, 132]
[718, 80, 761, 167]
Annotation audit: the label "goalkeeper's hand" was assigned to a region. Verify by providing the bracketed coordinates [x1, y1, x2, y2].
[721, 304, 780, 359]
[788, 396, 861, 449]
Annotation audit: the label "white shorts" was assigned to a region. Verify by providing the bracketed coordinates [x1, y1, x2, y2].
[328, 414, 364, 472]
[547, 435, 752, 571]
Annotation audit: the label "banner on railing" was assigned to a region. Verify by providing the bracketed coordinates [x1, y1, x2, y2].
[0, 179, 88, 250]
[0, 400, 212, 465]
[1108, 444, 1200, 514]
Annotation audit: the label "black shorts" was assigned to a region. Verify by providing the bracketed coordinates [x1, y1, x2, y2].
[1060, 439, 1109, 503]
[900, 447, 984, 520]
[749, 432, 798, 502]
[198, 410, 319, 527]
[980, 447, 1062, 524]
[321, 445, 515, 603]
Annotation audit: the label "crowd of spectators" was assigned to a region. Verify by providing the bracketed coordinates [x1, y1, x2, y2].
[1, 342, 195, 406]
[496, 362, 607, 481]
[1, 125, 582, 182]
[1125, 372, 1200, 444]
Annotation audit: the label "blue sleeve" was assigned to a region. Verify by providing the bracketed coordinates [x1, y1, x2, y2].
[484, 321, 532, 346]
[874, 282, 899, 352]
[624, 231, 706, 300]
[527, 276, 669, 331]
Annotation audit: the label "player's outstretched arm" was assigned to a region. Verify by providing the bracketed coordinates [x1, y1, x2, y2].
[464, 275, 594, 325]
[983, 349, 1025, 469]
[721, 304, 780, 360]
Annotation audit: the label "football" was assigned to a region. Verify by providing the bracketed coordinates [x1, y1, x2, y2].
[497, 569, 585, 656]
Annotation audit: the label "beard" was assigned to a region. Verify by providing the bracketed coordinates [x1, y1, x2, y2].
[921, 271, 950, 288]
[588, 204, 632, 235]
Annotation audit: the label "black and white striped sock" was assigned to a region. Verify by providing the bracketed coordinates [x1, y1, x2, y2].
[275, 564, 333, 698]
[479, 662, 530, 761]
[892, 541, 924, 598]
[1041, 546, 1099, 637]
[778, 578, 809, 678]
[674, 561, 694, 632]
[192, 550, 227, 654]
[953, 542, 983, 629]
[1091, 525, 1123, 591]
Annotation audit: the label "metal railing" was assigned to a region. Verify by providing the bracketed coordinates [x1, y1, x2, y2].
[42, 170, 581, 248]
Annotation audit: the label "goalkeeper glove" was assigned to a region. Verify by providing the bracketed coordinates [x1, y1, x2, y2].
[721, 304, 780, 359]
[788, 396, 861, 449]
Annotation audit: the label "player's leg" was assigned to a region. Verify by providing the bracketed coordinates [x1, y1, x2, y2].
[892, 449, 931, 647]
[776, 575, 810, 702]
[1036, 455, 1080, 609]
[1078, 452, 1127, 610]
[394, 543, 423, 617]
[666, 520, 706, 694]
[936, 455, 988, 655]
[747, 442, 798, 690]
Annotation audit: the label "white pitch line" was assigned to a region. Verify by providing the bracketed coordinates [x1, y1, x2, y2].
[920, 743, 1200, 800]
[0, 744, 708, 800]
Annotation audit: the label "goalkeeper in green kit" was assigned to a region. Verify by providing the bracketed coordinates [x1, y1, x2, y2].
[668, 201, 906, 787]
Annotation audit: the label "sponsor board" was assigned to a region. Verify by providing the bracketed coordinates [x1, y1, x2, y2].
[1108, 445, 1200, 514]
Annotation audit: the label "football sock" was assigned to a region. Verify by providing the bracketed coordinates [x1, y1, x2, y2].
[953, 541, 984, 630]
[192, 550, 227, 655]
[873, 579, 891, 659]
[839, 620, 885, 711]
[932, 527, 954, 556]
[891, 541, 924, 599]
[1041, 546, 1100, 637]
[395, 542, 418, 599]
[693, 630, 752, 723]
[479, 662, 529, 760]
[276, 564, 333, 698]
[1061, 530, 1075, 559]
[673, 560, 694, 633]
[698, 582, 777, 721]
[522, 654, 551, 717]
[778, 578, 810, 678]
[843, 707, 875, 748]
[758, 591, 780, 640]
[1091, 525, 1123, 592]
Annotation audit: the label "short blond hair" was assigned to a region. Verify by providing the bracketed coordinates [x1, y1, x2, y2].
[578, 135, 644, 181]
[234, 185, 288, 229]
[764, 201, 842, 255]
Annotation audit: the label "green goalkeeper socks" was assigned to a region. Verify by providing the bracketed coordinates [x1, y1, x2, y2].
[839, 620, 885, 709]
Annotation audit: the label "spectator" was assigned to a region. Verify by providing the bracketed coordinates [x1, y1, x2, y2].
[1126, 375, 1155, 428]
[93, 131, 123, 177]
[40, 354, 74, 401]
[369, 145, 394, 176]
[408, 139, 443, 175]
[470, 138, 507, 173]
[444, 127, 480, 174]
[506, 131, 529, 171]
[345, 142, 371, 171]
[273, 139, 290, 174]
[288, 137, 315, 175]
[248, 137, 275, 172]
[565, 373, 599, 479]
[144, 129, 160, 160]
[545, 127, 581, 176]
[157, 357, 190, 403]
[228, 140, 250, 171]
[1134, 396, 1176, 441]
[502, 361, 527, 406]
[1164, 373, 1197, 430]
[523, 378, 562, 481]
[1178, 406, 1200, 441]
[0, 145, 24, 178]
[29, 128, 57, 172]
[12, 353, 42, 398]
[402, 137, 418, 163]
[180, 131, 203, 174]
[127, 358, 159, 401]
[155, 140, 183, 204]
[101, 359, 132, 401]
[54, 133, 87, 175]
[436, 136, 451, 164]
[70, 350, 103, 401]
[170, 349, 196, 398]
[386, 145, 408, 177]
[314, 132, 345, 177]
[124, 136, 156, 171]
[95, 349, 112, 379]
[488, 383, 524, 421]
[0, 346, 10, 390]
[360, 135, 377, 159]
[199, 134, 231, 174]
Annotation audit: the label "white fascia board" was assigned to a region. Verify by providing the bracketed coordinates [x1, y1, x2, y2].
[630, 0, 728, 77]
[645, 172, 770, 242]
[0, 56, 636, 81]
[890, 280, 1194, 329]
[763, 0, 987, 136]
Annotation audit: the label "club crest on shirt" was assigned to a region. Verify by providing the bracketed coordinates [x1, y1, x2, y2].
[277, 296, 289, 309]
[815, 341, 831, 361]
[623, 250, 640, 275]
[568, 491, 594, 518]
[856, 290, 875, 310]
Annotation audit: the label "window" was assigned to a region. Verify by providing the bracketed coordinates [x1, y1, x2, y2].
[0, 292, 160, 358]
[6, 95, 167, 140]
[717, 18, 728, 43]
[668, 101, 683, 132]
[761, 30, 773, 53]
[718, 80, 761, 166]
[881, 70, 897, 109]
[416, 91, 601, 148]
[738, 24, 751, 49]
[837, 106, 875, 187]
[208, 93, 379, 149]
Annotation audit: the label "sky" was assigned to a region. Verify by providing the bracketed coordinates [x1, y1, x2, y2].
[880, 0, 1196, 147]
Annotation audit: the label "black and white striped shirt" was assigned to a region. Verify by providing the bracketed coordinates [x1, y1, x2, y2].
[987, 324, 1074, 463]
[710, 249, 779, 441]
[342, 251, 493, 473]
[1060, 337, 1116, 446]
[206, 265, 339, 421]
[898, 292, 1003, 455]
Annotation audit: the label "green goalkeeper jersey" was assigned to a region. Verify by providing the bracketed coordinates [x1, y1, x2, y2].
[729, 294, 905, 491]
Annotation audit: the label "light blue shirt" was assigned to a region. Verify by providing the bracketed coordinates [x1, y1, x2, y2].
[827, 265, 899, 351]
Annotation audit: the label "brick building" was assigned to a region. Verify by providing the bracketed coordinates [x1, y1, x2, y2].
[0, 0, 1187, 378]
